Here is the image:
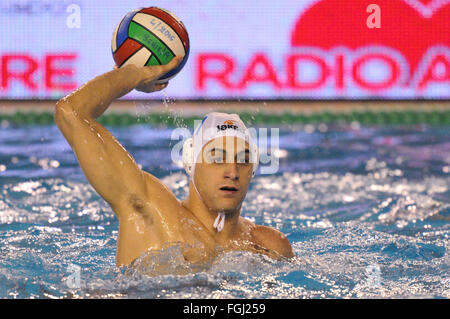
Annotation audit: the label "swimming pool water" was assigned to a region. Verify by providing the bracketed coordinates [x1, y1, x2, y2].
[0, 122, 449, 298]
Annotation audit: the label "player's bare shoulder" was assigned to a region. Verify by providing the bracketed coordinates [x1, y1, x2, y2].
[250, 224, 294, 259]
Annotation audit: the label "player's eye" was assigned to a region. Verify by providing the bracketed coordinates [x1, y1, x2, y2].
[209, 149, 225, 163]
[236, 152, 250, 164]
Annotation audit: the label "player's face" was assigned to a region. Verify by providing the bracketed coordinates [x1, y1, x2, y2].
[193, 136, 253, 214]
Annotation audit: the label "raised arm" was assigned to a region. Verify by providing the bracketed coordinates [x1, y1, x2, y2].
[54, 58, 182, 215]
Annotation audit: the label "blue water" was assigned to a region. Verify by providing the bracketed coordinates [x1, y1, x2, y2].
[0, 121, 449, 298]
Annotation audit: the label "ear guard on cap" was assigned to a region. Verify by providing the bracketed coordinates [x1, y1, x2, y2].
[182, 137, 259, 177]
[182, 138, 195, 176]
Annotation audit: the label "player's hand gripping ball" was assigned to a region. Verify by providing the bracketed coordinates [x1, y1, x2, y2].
[112, 7, 189, 84]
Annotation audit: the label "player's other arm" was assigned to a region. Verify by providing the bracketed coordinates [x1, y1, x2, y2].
[54, 58, 181, 215]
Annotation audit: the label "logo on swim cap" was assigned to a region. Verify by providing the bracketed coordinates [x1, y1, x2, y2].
[217, 119, 240, 132]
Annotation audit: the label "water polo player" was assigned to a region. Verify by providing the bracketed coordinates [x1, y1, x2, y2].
[54, 57, 293, 267]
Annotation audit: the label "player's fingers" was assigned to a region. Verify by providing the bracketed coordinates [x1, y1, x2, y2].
[136, 80, 155, 93]
[150, 56, 182, 77]
[155, 82, 168, 91]
[142, 56, 182, 81]
[158, 56, 182, 75]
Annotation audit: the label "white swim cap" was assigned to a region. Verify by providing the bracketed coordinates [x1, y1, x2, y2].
[181, 112, 259, 232]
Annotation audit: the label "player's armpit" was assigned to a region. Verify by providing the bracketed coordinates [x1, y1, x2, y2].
[54, 101, 159, 216]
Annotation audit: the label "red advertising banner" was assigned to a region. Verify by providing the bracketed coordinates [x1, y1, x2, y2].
[0, 0, 448, 99]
